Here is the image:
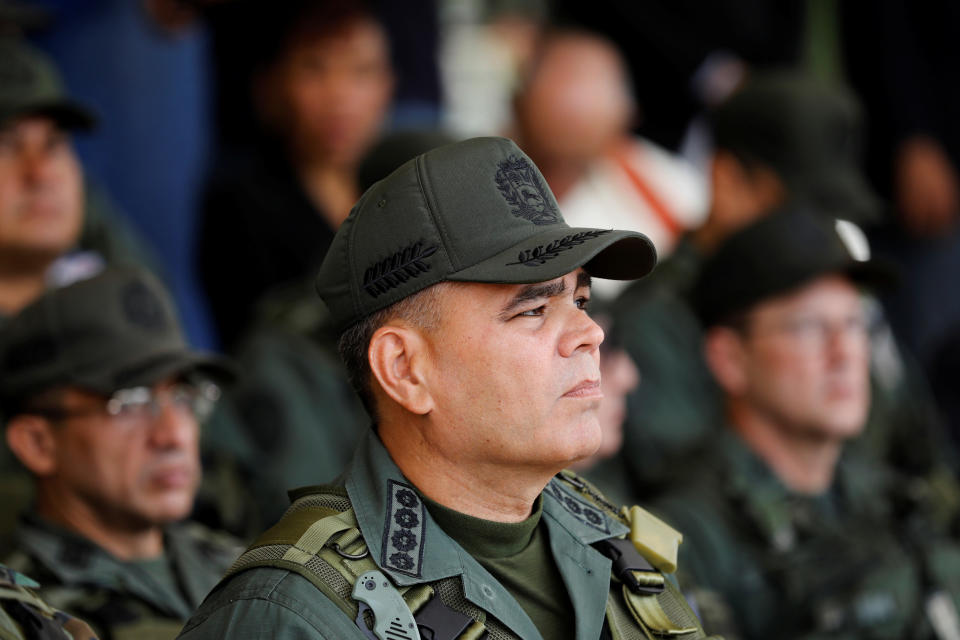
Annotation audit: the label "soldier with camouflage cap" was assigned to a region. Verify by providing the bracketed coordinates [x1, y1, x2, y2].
[178, 137, 722, 639]
[653, 207, 960, 639]
[0, 267, 241, 640]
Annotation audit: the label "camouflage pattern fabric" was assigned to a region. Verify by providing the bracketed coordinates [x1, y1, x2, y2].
[654, 430, 960, 640]
[2, 517, 240, 640]
[0, 563, 98, 640]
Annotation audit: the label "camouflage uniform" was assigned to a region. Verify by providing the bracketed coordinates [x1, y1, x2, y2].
[654, 430, 960, 639]
[0, 563, 98, 640]
[3, 517, 239, 640]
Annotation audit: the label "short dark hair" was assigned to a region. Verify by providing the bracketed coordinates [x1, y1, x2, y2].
[338, 282, 451, 417]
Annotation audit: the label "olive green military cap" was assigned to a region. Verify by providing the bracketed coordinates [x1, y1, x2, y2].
[0, 36, 95, 130]
[0, 267, 233, 406]
[693, 204, 896, 328]
[316, 136, 657, 332]
[710, 71, 880, 223]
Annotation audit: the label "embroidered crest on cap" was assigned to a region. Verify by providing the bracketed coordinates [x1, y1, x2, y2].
[381, 480, 426, 577]
[494, 156, 560, 226]
[121, 280, 168, 331]
[506, 230, 613, 267]
[546, 479, 610, 534]
[363, 241, 438, 299]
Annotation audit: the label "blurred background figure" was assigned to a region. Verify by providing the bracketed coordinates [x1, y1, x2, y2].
[0, 268, 240, 639]
[202, 129, 456, 529]
[0, 36, 154, 325]
[606, 71, 883, 499]
[655, 208, 960, 640]
[510, 28, 707, 298]
[198, 0, 395, 350]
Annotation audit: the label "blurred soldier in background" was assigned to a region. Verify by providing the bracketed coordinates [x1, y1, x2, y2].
[0, 268, 240, 640]
[605, 72, 957, 521]
[655, 208, 960, 640]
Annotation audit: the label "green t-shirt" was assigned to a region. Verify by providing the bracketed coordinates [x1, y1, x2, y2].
[423, 495, 576, 640]
[130, 554, 190, 615]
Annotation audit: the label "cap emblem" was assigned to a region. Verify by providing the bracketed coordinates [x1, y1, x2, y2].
[506, 230, 612, 267]
[363, 241, 439, 298]
[494, 156, 559, 226]
[121, 280, 168, 331]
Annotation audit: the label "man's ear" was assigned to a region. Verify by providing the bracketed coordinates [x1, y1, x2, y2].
[6, 415, 58, 476]
[704, 326, 749, 396]
[368, 324, 435, 416]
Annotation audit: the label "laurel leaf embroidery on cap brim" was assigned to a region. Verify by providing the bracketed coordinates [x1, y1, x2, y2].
[363, 242, 439, 298]
[506, 230, 613, 267]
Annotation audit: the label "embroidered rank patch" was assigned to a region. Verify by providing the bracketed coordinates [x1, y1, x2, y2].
[381, 480, 426, 577]
[505, 230, 613, 267]
[494, 155, 560, 226]
[546, 479, 610, 534]
[363, 241, 438, 299]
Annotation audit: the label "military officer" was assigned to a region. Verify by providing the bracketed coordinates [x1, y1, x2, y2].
[654, 207, 960, 639]
[177, 137, 721, 639]
[0, 267, 240, 640]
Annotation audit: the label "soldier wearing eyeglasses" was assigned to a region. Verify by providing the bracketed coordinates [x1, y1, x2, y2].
[0, 267, 241, 640]
[652, 206, 960, 640]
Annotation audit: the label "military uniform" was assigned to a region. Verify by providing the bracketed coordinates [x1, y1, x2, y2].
[607, 232, 960, 530]
[3, 517, 239, 640]
[200, 282, 368, 531]
[0, 563, 98, 640]
[654, 430, 960, 639]
[606, 235, 721, 499]
[179, 431, 716, 640]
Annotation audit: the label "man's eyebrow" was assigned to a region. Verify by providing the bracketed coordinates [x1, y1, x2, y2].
[499, 279, 567, 317]
[576, 271, 592, 291]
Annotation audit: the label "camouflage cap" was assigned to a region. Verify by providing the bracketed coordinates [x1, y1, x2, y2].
[0, 36, 96, 130]
[692, 204, 896, 328]
[709, 71, 880, 223]
[0, 267, 233, 406]
[316, 136, 657, 332]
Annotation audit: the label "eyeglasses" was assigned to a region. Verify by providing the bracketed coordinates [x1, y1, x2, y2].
[748, 313, 871, 350]
[30, 381, 222, 424]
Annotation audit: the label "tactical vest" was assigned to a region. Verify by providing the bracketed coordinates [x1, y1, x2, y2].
[225, 474, 720, 640]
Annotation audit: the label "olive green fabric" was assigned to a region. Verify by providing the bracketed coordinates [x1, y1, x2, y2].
[198, 282, 368, 532]
[653, 430, 960, 639]
[709, 71, 879, 223]
[692, 206, 894, 328]
[177, 431, 718, 639]
[422, 494, 576, 640]
[605, 236, 722, 500]
[606, 232, 960, 525]
[0, 36, 95, 130]
[3, 516, 241, 640]
[315, 136, 657, 333]
[0, 267, 233, 406]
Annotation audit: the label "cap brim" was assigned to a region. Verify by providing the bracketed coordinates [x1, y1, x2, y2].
[77, 350, 237, 394]
[845, 257, 900, 292]
[2, 101, 97, 131]
[446, 227, 657, 285]
[802, 167, 883, 224]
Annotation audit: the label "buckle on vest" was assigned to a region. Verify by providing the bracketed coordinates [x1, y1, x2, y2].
[414, 595, 474, 640]
[594, 538, 664, 595]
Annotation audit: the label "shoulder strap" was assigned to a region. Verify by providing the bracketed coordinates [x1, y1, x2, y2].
[223, 490, 489, 640]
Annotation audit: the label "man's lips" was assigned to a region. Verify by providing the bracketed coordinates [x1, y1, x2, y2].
[563, 379, 603, 399]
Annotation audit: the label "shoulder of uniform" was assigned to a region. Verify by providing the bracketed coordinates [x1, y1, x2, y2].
[175, 521, 245, 561]
[552, 471, 684, 574]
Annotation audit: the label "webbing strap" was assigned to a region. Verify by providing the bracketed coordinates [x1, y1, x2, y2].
[282, 510, 359, 564]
